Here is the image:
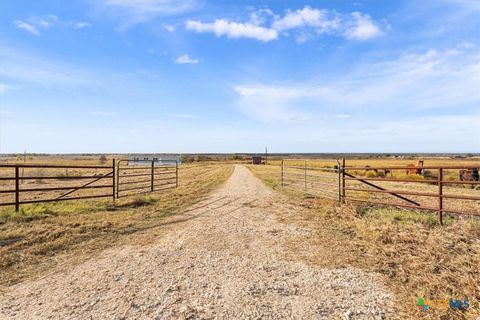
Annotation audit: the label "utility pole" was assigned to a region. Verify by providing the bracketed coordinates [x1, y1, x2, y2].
[265, 146, 268, 165]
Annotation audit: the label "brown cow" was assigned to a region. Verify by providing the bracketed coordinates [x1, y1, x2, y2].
[459, 168, 479, 181]
[406, 160, 424, 175]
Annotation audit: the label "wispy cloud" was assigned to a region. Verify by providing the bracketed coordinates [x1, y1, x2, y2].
[99, 0, 202, 27]
[0, 45, 100, 86]
[175, 54, 198, 64]
[31, 14, 58, 28]
[13, 15, 91, 34]
[234, 47, 480, 122]
[344, 12, 384, 40]
[186, 6, 384, 42]
[186, 19, 278, 42]
[272, 7, 340, 33]
[73, 21, 92, 29]
[13, 20, 41, 35]
[162, 23, 175, 32]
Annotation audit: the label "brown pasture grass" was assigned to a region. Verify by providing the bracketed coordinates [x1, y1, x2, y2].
[268, 156, 480, 168]
[273, 156, 480, 182]
[248, 164, 480, 319]
[0, 162, 233, 289]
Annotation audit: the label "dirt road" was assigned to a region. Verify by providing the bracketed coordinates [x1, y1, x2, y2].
[0, 165, 393, 319]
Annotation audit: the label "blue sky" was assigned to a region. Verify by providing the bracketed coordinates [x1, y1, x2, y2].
[0, 0, 479, 153]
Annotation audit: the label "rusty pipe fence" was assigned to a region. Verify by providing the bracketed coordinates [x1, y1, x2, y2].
[281, 160, 480, 223]
[281, 159, 341, 201]
[0, 159, 178, 212]
[116, 159, 178, 198]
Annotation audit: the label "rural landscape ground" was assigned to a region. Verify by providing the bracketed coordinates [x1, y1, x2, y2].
[0, 157, 479, 319]
[2, 1, 479, 319]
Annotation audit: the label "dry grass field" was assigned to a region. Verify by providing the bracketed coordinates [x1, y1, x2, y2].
[247, 163, 480, 319]
[0, 157, 233, 288]
[1, 155, 478, 318]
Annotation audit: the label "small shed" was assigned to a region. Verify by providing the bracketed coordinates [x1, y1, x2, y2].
[252, 156, 263, 165]
[128, 154, 181, 166]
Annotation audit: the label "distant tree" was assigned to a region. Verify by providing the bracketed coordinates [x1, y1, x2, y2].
[182, 155, 195, 163]
[99, 155, 108, 164]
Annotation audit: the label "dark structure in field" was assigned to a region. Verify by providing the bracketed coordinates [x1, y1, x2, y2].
[252, 156, 263, 165]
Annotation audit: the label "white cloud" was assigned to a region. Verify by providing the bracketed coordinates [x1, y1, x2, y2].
[233, 47, 480, 122]
[272, 7, 340, 33]
[32, 14, 58, 28]
[345, 12, 384, 40]
[186, 19, 278, 42]
[74, 22, 92, 29]
[163, 23, 175, 32]
[14, 15, 88, 34]
[185, 6, 383, 42]
[175, 54, 199, 64]
[13, 20, 41, 36]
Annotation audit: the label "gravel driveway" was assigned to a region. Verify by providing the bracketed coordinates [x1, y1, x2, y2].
[0, 165, 393, 319]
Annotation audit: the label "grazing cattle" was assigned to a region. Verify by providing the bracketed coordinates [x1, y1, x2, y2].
[459, 168, 479, 182]
[364, 166, 390, 177]
[406, 160, 424, 175]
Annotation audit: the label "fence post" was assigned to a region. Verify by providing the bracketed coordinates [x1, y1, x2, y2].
[438, 168, 443, 225]
[151, 160, 154, 192]
[15, 166, 19, 212]
[337, 160, 341, 202]
[281, 160, 284, 188]
[116, 161, 120, 198]
[341, 158, 346, 204]
[112, 159, 116, 204]
[304, 160, 307, 193]
[175, 161, 178, 188]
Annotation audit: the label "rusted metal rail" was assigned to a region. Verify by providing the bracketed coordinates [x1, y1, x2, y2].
[0, 162, 115, 212]
[116, 159, 178, 198]
[0, 159, 179, 211]
[281, 159, 341, 201]
[281, 159, 480, 223]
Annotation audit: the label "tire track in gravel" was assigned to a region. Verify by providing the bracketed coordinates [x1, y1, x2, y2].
[0, 165, 394, 320]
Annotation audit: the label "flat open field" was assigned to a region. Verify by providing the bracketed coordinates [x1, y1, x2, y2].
[0, 156, 478, 319]
[248, 163, 480, 319]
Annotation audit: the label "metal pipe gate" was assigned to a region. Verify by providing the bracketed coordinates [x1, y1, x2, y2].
[281, 159, 480, 223]
[0, 159, 179, 211]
